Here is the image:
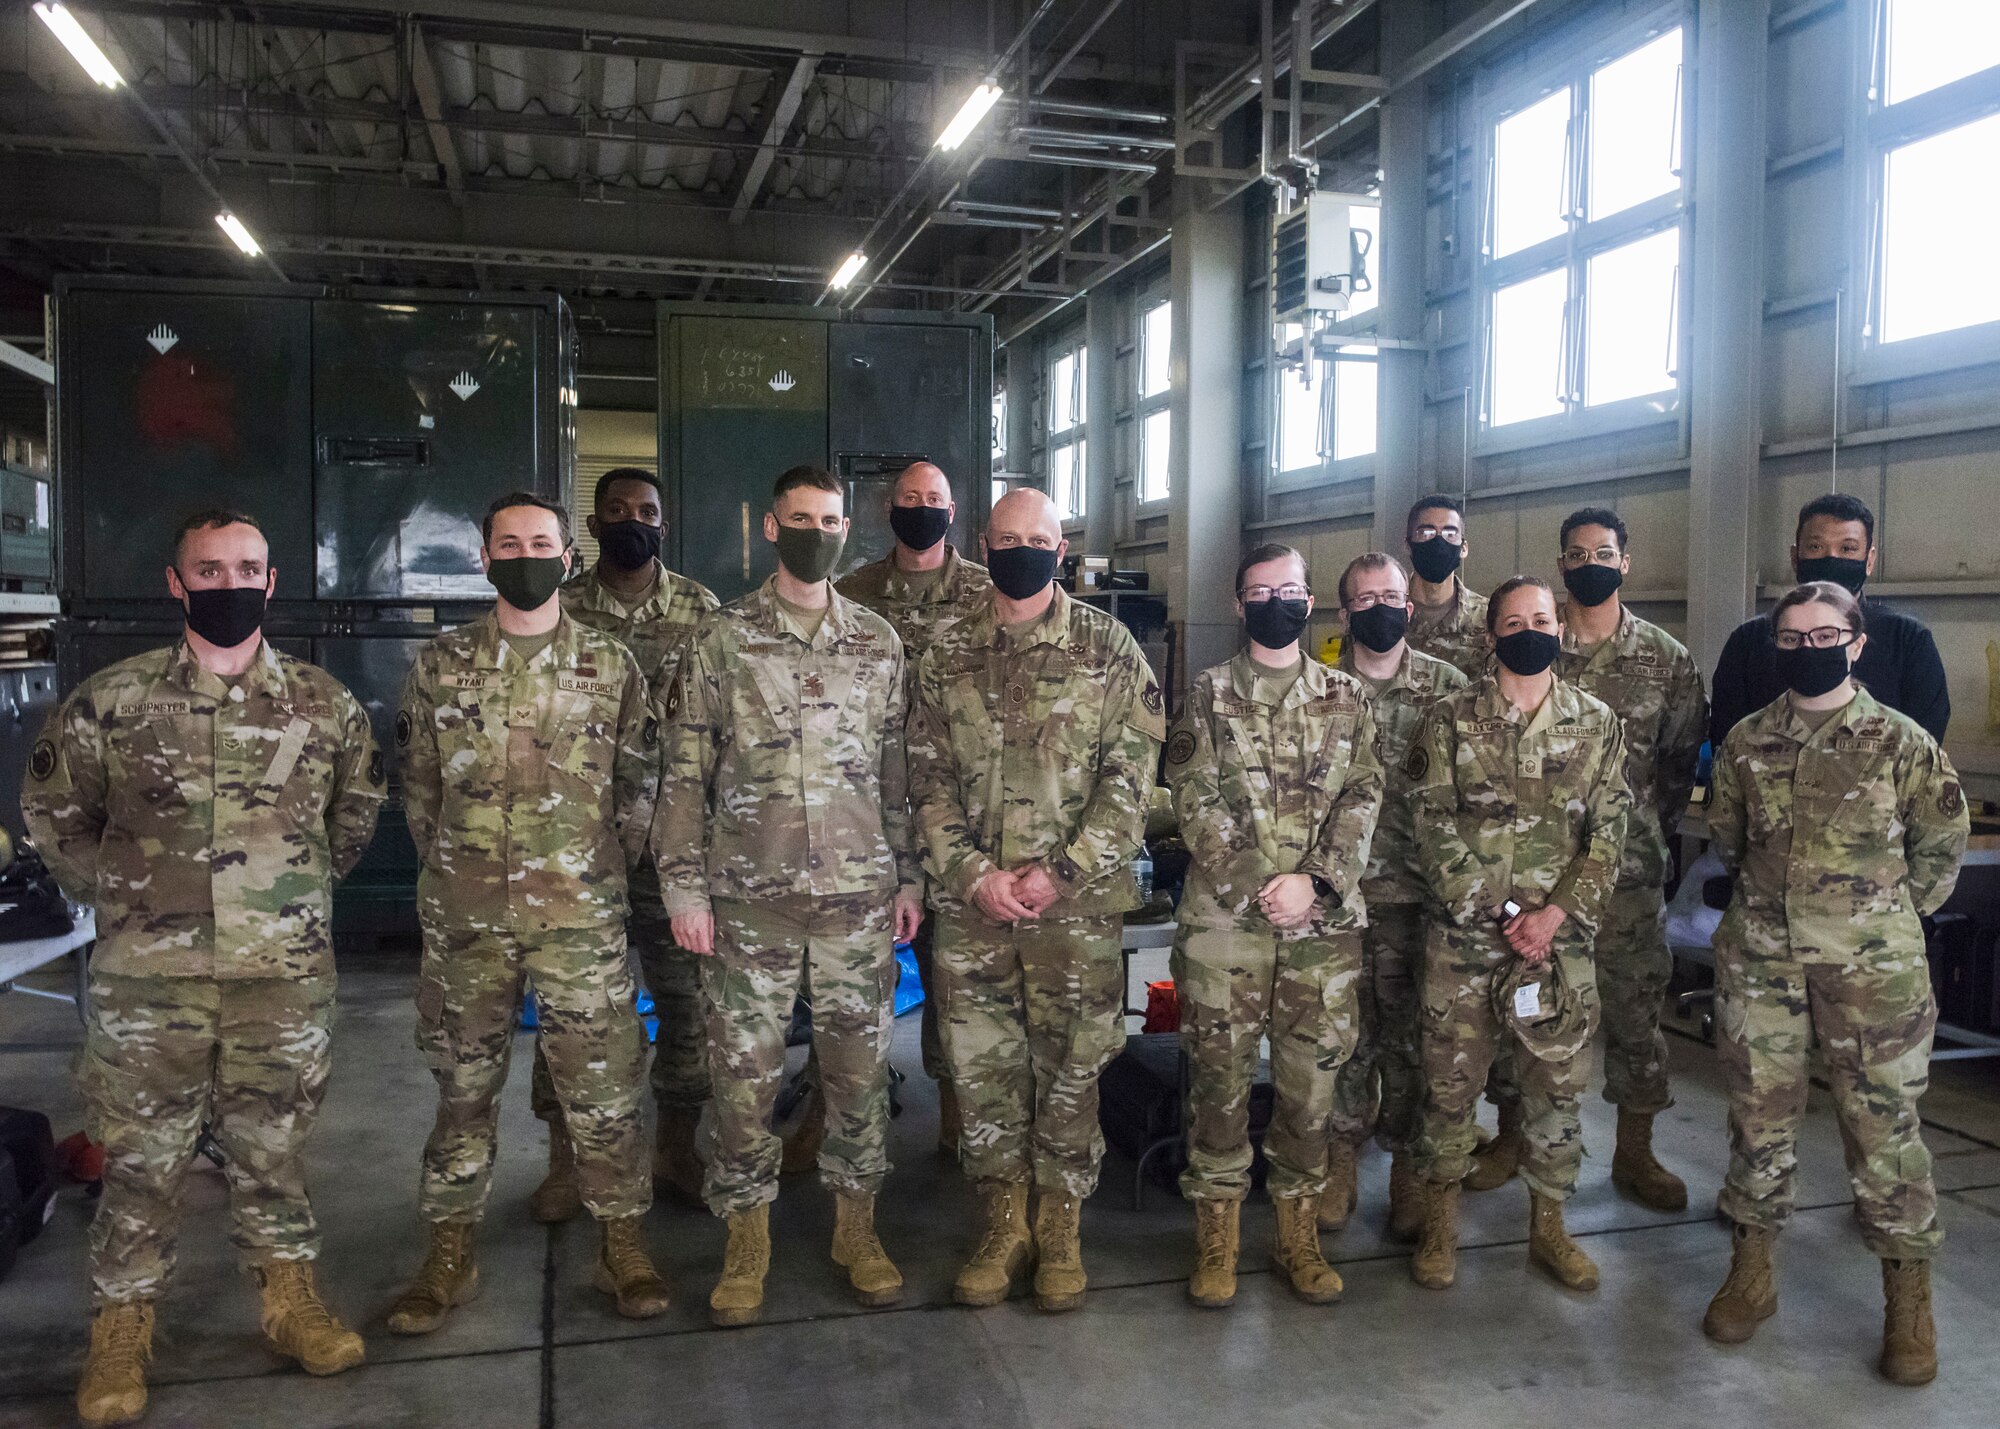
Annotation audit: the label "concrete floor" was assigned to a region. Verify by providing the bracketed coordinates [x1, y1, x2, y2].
[2, 951, 2000, 1428]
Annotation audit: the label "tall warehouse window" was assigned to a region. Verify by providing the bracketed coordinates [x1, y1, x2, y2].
[1869, 1, 2000, 351]
[1478, 20, 1687, 440]
[1273, 326, 1378, 485]
[1137, 299, 1173, 503]
[1046, 339, 1088, 522]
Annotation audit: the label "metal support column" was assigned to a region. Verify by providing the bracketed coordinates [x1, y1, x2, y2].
[1083, 287, 1119, 556]
[1371, 0, 1431, 555]
[1167, 176, 1247, 686]
[1686, 0, 1770, 672]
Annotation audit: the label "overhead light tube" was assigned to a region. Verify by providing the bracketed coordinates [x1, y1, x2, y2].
[33, 3, 123, 89]
[830, 251, 867, 290]
[215, 211, 262, 256]
[936, 82, 1002, 151]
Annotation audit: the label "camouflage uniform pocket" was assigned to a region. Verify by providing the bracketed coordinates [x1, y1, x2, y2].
[74, 1036, 149, 1146]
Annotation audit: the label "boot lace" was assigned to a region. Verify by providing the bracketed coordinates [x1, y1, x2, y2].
[603, 1223, 656, 1285]
[405, 1227, 471, 1305]
[1038, 1198, 1080, 1266]
[1194, 1208, 1233, 1273]
[722, 1222, 764, 1279]
[1885, 1263, 1929, 1339]
[91, 1304, 152, 1379]
[265, 1262, 342, 1335]
[969, 1188, 1022, 1263]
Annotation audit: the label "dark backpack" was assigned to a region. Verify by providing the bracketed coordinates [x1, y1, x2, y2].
[0, 844, 74, 943]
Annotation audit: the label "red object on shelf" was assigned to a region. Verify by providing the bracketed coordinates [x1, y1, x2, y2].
[1142, 980, 1180, 1034]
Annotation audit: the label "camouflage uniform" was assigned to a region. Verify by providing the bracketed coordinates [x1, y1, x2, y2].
[399, 612, 657, 1223]
[653, 578, 916, 1215]
[1708, 689, 1968, 1259]
[1332, 644, 1467, 1152]
[23, 641, 383, 1302]
[1406, 580, 1490, 681]
[526, 559, 719, 1132]
[1165, 652, 1383, 1201]
[838, 544, 992, 1085]
[907, 587, 1165, 1198]
[1408, 677, 1631, 1201]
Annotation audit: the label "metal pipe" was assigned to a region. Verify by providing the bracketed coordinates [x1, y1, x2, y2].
[1186, 0, 1379, 133]
[1010, 125, 1175, 150]
[951, 199, 1066, 218]
[1035, 0, 1129, 93]
[1025, 97, 1171, 125]
[1287, 0, 1316, 177]
[942, 214, 1053, 229]
[1024, 148, 1159, 173]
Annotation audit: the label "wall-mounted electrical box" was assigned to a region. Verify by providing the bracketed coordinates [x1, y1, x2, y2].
[1273, 193, 1379, 324]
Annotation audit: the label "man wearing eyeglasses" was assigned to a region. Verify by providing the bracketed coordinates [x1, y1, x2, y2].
[1320, 553, 1467, 1240]
[1403, 494, 1490, 680]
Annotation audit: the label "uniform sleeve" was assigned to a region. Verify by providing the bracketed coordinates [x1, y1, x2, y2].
[1298, 699, 1384, 899]
[20, 689, 108, 902]
[611, 656, 660, 874]
[1707, 623, 1754, 756]
[878, 639, 920, 894]
[1167, 678, 1277, 892]
[905, 651, 1001, 901]
[1900, 740, 1970, 916]
[1046, 641, 1165, 896]
[396, 655, 442, 864]
[1706, 731, 1749, 877]
[652, 627, 723, 916]
[1897, 624, 1952, 743]
[325, 689, 386, 881]
[1548, 717, 1632, 934]
[1656, 650, 1709, 840]
[1408, 702, 1486, 926]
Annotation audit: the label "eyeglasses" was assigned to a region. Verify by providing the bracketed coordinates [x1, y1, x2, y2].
[1411, 525, 1463, 544]
[1240, 583, 1311, 603]
[1344, 591, 1408, 611]
[1774, 626, 1857, 651]
[1561, 547, 1621, 566]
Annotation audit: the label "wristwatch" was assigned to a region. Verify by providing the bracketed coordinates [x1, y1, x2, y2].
[1308, 875, 1338, 903]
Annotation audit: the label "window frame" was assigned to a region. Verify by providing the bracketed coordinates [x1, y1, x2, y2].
[1851, 0, 2000, 385]
[1044, 330, 1089, 523]
[1269, 327, 1380, 494]
[1136, 295, 1174, 509]
[1471, 4, 1692, 455]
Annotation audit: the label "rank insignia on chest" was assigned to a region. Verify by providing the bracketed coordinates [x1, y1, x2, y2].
[802, 673, 825, 699]
[1006, 682, 1027, 706]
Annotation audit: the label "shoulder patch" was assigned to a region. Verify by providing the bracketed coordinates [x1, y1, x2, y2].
[395, 710, 413, 748]
[1143, 682, 1163, 716]
[1167, 729, 1197, 767]
[1939, 781, 1965, 818]
[1404, 744, 1429, 781]
[29, 739, 55, 782]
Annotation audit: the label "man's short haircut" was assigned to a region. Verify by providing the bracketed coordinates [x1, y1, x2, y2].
[1338, 551, 1406, 606]
[773, 465, 844, 503]
[1236, 542, 1309, 595]
[1796, 492, 1875, 548]
[594, 466, 664, 512]
[481, 491, 571, 547]
[1486, 574, 1555, 633]
[1560, 506, 1628, 551]
[171, 508, 263, 564]
[1406, 492, 1465, 538]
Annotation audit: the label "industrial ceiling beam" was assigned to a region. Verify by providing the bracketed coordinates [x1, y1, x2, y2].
[407, 22, 467, 205]
[0, 338, 54, 387]
[729, 55, 818, 226]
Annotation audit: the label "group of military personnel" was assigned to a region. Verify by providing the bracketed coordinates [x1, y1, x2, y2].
[19, 462, 1970, 1425]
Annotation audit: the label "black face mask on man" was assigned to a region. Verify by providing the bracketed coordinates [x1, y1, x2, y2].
[1243, 598, 1311, 650]
[1494, 628, 1560, 677]
[889, 504, 953, 553]
[1409, 536, 1463, 585]
[1794, 555, 1868, 596]
[180, 582, 267, 648]
[1561, 563, 1623, 607]
[1346, 602, 1409, 654]
[596, 520, 663, 572]
[987, 545, 1061, 600]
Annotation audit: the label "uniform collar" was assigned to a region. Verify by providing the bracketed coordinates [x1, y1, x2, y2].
[1772, 685, 1880, 746]
[572, 558, 675, 619]
[877, 543, 971, 603]
[1338, 639, 1417, 690]
[1558, 602, 1635, 663]
[468, 609, 588, 670]
[168, 637, 288, 702]
[967, 584, 1072, 652]
[752, 575, 863, 649]
[1471, 672, 1578, 729]
[1228, 646, 1327, 708]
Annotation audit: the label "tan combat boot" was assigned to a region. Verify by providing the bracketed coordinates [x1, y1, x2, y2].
[1611, 1109, 1688, 1212]
[832, 1192, 904, 1308]
[1528, 1192, 1599, 1291]
[1411, 1181, 1460, 1290]
[386, 1221, 479, 1335]
[653, 1106, 705, 1208]
[254, 1260, 365, 1375]
[529, 1119, 583, 1224]
[1187, 1198, 1240, 1309]
[709, 1203, 771, 1327]
[1318, 1139, 1358, 1231]
[954, 1180, 1034, 1307]
[1272, 1194, 1344, 1303]
[1387, 1150, 1424, 1242]
[1033, 1190, 1087, 1313]
[595, 1215, 672, 1319]
[936, 1079, 963, 1158]
[77, 1300, 153, 1428]
[780, 1087, 826, 1176]
[1879, 1259, 1938, 1386]
[1702, 1223, 1777, 1343]
[1464, 1101, 1523, 1192]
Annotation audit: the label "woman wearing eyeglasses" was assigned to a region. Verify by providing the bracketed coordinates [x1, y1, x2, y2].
[1163, 542, 1384, 1309]
[1703, 581, 1969, 1386]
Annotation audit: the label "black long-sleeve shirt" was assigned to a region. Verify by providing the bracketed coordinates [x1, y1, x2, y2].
[1708, 597, 1951, 752]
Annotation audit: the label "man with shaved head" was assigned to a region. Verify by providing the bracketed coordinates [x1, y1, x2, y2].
[907, 488, 1165, 1314]
[830, 460, 991, 1158]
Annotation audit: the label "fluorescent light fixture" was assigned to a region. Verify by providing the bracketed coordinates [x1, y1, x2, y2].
[935, 82, 1002, 151]
[33, 3, 123, 88]
[215, 212, 262, 256]
[830, 251, 867, 290]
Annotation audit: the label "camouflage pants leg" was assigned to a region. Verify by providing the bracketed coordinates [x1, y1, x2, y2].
[80, 973, 334, 1304]
[1415, 923, 1599, 1199]
[935, 910, 1125, 1198]
[416, 924, 649, 1223]
[1716, 946, 1941, 1259]
[1331, 903, 1426, 1152]
[701, 893, 897, 1216]
[1175, 921, 1362, 1202]
[1596, 883, 1673, 1113]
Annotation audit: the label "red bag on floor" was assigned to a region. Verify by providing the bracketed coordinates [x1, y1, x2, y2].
[1142, 979, 1180, 1034]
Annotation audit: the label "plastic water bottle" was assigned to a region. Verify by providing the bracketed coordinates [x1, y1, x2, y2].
[1135, 850, 1154, 902]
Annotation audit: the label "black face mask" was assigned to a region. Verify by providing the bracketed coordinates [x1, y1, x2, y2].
[987, 545, 1061, 600]
[889, 504, 952, 553]
[773, 526, 846, 583]
[1562, 563, 1624, 608]
[1775, 644, 1853, 699]
[1795, 555, 1868, 596]
[181, 583, 266, 648]
[1346, 602, 1409, 654]
[1494, 628, 1560, 677]
[597, 519, 663, 572]
[1409, 536, 1462, 585]
[1243, 598, 1311, 650]
[487, 555, 567, 611]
